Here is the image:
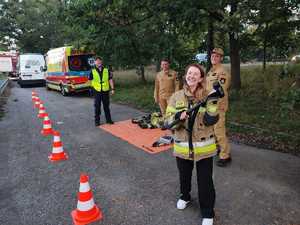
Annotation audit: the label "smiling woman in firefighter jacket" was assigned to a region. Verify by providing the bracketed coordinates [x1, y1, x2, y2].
[165, 64, 219, 225]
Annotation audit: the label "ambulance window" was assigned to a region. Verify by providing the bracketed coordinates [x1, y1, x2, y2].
[68, 55, 93, 71]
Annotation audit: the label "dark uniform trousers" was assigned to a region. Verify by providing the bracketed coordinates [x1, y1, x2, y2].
[176, 157, 215, 218]
[94, 90, 112, 124]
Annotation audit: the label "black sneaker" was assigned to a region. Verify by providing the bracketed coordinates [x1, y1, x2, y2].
[95, 121, 100, 126]
[107, 120, 114, 124]
[217, 157, 232, 167]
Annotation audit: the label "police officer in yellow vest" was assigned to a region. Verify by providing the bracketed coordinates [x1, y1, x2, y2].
[89, 56, 115, 126]
[154, 59, 180, 115]
[206, 48, 231, 167]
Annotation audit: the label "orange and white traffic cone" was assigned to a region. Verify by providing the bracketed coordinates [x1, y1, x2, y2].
[32, 95, 38, 102]
[38, 104, 47, 118]
[32, 91, 37, 100]
[71, 174, 103, 225]
[34, 98, 41, 109]
[33, 96, 39, 106]
[41, 115, 53, 136]
[48, 131, 68, 161]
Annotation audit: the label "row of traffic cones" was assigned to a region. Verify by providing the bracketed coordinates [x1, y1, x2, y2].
[31, 91, 103, 225]
[32, 91, 68, 161]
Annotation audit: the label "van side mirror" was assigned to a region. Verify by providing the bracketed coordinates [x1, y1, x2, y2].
[41, 66, 47, 72]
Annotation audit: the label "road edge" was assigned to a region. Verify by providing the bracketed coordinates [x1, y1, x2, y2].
[0, 79, 9, 96]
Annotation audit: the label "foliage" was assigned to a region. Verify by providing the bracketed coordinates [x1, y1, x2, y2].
[0, 0, 299, 83]
[0, 0, 70, 53]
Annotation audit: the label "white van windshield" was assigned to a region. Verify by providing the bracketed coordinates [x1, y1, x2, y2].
[20, 55, 45, 70]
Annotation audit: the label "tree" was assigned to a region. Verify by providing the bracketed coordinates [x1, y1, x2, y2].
[1, 0, 68, 53]
[0, 0, 20, 50]
[248, 0, 299, 69]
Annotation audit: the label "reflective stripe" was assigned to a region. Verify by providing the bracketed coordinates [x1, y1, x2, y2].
[79, 182, 91, 193]
[77, 199, 95, 211]
[166, 106, 177, 113]
[174, 143, 216, 155]
[44, 124, 51, 129]
[174, 138, 215, 148]
[52, 146, 63, 153]
[174, 138, 217, 156]
[207, 105, 217, 113]
[166, 106, 188, 115]
[54, 136, 60, 142]
[194, 144, 216, 155]
[198, 107, 206, 113]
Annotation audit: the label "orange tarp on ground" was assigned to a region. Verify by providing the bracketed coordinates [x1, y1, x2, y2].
[99, 120, 172, 154]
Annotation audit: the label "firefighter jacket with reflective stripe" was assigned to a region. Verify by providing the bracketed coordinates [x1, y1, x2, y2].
[91, 68, 109, 92]
[206, 64, 230, 112]
[166, 85, 219, 161]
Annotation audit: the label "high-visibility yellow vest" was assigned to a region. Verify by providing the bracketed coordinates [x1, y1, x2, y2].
[91, 68, 109, 91]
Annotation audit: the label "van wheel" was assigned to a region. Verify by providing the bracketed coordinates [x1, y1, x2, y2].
[60, 84, 68, 96]
[18, 81, 24, 88]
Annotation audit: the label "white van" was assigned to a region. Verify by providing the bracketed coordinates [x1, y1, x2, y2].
[18, 53, 46, 87]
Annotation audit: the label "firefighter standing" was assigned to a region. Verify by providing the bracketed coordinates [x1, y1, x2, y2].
[206, 48, 231, 167]
[154, 59, 180, 115]
[89, 56, 115, 126]
[166, 64, 220, 225]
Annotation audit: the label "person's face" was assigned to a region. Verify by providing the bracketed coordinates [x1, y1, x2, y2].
[185, 66, 203, 87]
[161, 61, 169, 71]
[211, 53, 223, 65]
[95, 58, 102, 67]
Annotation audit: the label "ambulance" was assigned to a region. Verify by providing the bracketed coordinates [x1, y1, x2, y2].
[45, 46, 94, 96]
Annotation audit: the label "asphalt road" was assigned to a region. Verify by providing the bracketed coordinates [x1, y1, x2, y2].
[0, 82, 299, 225]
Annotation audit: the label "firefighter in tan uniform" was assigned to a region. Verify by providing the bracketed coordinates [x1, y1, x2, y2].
[206, 48, 231, 167]
[154, 59, 180, 115]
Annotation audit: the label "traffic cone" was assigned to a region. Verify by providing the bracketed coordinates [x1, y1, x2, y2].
[41, 115, 53, 136]
[33, 96, 39, 106]
[34, 98, 41, 108]
[71, 174, 103, 225]
[48, 131, 68, 161]
[38, 104, 47, 118]
[32, 95, 38, 102]
[32, 91, 38, 101]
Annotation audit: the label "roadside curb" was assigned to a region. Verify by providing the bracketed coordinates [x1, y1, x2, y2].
[0, 79, 9, 96]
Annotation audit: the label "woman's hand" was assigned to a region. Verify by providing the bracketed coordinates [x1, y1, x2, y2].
[180, 111, 188, 120]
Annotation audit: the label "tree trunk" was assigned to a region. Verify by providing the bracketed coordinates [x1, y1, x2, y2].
[206, 14, 214, 72]
[140, 65, 146, 83]
[229, 2, 241, 90]
[156, 60, 160, 72]
[136, 65, 146, 84]
[263, 39, 267, 70]
[263, 23, 269, 70]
